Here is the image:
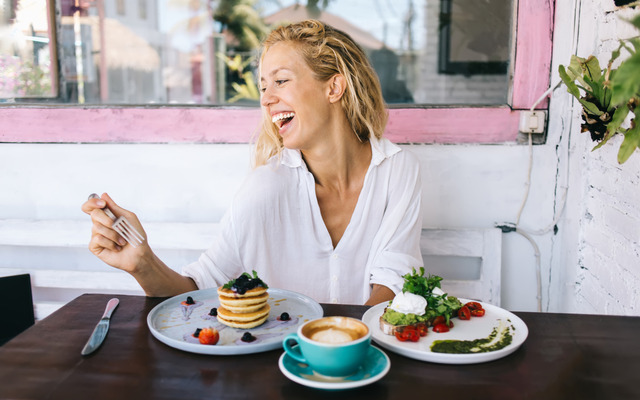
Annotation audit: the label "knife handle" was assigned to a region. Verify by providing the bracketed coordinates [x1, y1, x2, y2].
[102, 298, 119, 319]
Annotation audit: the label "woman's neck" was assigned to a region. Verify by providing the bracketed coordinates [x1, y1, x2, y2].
[302, 133, 371, 192]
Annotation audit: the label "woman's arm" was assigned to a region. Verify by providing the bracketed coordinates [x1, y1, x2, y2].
[365, 284, 395, 306]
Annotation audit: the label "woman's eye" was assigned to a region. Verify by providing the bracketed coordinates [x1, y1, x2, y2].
[275, 80, 288, 86]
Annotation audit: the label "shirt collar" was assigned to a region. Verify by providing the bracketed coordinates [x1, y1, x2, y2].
[279, 136, 399, 169]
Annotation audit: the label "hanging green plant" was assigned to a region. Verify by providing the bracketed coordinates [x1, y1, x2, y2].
[558, 14, 640, 164]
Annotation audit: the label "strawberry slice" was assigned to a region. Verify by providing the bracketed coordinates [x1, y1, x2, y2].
[198, 328, 220, 345]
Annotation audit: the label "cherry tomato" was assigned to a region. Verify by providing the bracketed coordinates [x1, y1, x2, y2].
[394, 328, 409, 341]
[415, 322, 428, 337]
[432, 316, 445, 326]
[395, 326, 421, 342]
[465, 301, 483, 311]
[471, 308, 486, 317]
[458, 306, 471, 320]
[198, 327, 220, 345]
[433, 323, 450, 333]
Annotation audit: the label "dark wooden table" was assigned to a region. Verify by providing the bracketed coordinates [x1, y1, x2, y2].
[1, 294, 639, 399]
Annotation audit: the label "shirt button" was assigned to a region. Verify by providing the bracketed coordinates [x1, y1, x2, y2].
[332, 254, 338, 259]
[331, 275, 338, 282]
[331, 298, 338, 304]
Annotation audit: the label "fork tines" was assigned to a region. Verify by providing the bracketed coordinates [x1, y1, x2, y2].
[112, 217, 145, 248]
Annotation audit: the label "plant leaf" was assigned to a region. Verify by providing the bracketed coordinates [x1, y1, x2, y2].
[568, 55, 590, 89]
[628, 37, 640, 54]
[583, 55, 602, 83]
[578, 99, 605, 116]
[618, 120, 640, 164]
[610, 53, 640, 107]
[560, 59, 606, 116]
[607, 106, 630, 135]
[559, 64, 583, 99]
[603, 86, 612, 110]
[583, 75, 605, 106]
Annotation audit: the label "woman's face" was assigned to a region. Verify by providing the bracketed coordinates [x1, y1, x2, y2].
[260, 42, 332, 151]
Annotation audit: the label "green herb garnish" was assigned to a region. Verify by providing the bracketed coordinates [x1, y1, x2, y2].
[402, 267, 443, 298]
[400, 267, 461, 323]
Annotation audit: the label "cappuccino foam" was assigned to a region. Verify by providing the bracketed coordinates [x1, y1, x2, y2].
[309, 328, 357, 344]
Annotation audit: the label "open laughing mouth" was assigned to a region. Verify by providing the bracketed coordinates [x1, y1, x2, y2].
[272, 112, 295, 129]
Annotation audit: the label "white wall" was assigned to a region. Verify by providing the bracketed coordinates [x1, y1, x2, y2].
[558, 0, 640, 315]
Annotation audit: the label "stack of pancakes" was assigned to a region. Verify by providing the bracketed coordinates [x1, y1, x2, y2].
[216, 286, 270, 329]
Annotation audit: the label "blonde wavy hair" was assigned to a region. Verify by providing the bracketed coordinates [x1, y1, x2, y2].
[253, 19, 388, 167]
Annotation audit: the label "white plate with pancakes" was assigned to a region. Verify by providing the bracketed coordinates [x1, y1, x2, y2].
[147, 287, 323, 355]
[362, 300, 528, 364]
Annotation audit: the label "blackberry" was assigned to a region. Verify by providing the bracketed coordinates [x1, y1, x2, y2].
[209, 308, 218, 316]
[186, 296, 195, 305]
[193, 328, 202, 337]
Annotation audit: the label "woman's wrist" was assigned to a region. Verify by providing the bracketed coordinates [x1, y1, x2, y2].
[132, 250, 197, 297]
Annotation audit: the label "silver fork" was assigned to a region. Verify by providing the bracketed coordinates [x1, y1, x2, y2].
[89, 194, 145, 248]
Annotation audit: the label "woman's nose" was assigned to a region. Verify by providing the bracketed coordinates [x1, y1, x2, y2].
[260, 86, 276, 107]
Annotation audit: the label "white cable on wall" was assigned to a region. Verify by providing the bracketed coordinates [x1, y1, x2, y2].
[506, 79, 566, 313]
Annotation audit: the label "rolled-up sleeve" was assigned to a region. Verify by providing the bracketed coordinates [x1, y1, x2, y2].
[367, 150, 424, 297]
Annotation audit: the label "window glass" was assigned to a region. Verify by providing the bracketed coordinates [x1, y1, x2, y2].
[0, 0, 513, 105]
[0, 0, 56, 98]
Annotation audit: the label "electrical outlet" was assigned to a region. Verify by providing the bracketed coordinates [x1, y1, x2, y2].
[519, 110, 547, 134]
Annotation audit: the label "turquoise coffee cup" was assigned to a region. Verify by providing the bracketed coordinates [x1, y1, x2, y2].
[283, 316, 371, 377]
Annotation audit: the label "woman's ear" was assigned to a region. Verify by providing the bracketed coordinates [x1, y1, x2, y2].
[327, 74, 347, 103]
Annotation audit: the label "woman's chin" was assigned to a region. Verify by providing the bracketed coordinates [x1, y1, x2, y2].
[280, 134, 300, 150]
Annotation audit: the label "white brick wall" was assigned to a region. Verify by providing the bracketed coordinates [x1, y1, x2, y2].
[572, 0, 640, 319]
[576, 139, 640, 314]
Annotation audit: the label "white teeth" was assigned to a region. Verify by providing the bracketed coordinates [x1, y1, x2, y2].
[272, 112, 295, 124]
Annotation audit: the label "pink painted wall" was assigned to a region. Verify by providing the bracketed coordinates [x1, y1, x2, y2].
[0, 106, 522, 143]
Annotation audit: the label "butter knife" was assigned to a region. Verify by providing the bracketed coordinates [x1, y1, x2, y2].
[81, 298, 119, 356]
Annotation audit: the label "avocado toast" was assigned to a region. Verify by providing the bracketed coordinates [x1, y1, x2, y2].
[379, 268, 462, 335]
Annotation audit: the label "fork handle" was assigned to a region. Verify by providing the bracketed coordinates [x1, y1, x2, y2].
[88, 193, 117, 221]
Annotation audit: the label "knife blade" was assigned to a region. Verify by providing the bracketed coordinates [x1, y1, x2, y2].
[81, 298, 119, 356]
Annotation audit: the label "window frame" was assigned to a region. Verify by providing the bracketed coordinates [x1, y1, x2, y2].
[0, 0, 554, 144]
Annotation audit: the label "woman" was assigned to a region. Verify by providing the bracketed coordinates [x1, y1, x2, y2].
[82, 20, 423, 305]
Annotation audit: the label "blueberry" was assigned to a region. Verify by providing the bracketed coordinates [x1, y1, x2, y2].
[186, 296, 195, 305]
[279, 312, 290, 321]
[193, 328, 202, 337]
[209, 308, 218, 316]
[241, 332, 256, 342]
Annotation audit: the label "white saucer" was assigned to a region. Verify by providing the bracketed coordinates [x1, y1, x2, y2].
[278, 345, 390, 390]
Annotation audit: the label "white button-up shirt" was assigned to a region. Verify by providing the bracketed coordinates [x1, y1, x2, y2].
[182, 136, 423, 304]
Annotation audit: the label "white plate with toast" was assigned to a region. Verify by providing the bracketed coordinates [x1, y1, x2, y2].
[362, 300, 528, 364]
[147, 288, 323, 355]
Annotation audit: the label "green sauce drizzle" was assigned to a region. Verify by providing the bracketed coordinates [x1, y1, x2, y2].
[430, 323, 514, 354]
